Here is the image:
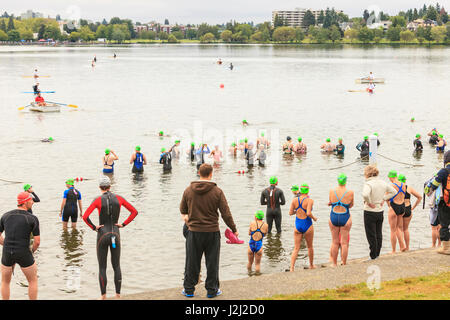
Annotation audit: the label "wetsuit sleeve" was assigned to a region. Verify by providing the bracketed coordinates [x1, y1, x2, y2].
[82, 197, 101, 230]
[159, 155, 164, 164]
[31, 216, 40, 236]
[31, 192, 40, 203]
[279, 189, 286, 206]
[63, 190, 69, 199]
[218, 190, 237, 233]
[260, 190, 267, 205]
[431, 168, 448, 191]
[117, 196, 138, 227]
[77, 190, 82, 200]
[0, 216, 4, 233]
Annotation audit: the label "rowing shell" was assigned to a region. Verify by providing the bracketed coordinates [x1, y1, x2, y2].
[29, 102, 61, 113]
[355, 78, 385, 84]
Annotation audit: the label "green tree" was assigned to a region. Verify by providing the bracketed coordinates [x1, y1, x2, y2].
[424, 26, 433, 42]
[185, 28, 197, 40]
[37, 24, 46, 39]
[315, 27, 330, 42]
[158, 31, 168, 40]
[250, 31, 263, 42]
[373, 27, 383, 38]
[426, 5, 438, 21]
[200, 32, 215, 43]
[303, 10, 316, 28]
[358, 26, 373, 43]
[431, 26, 446, 42]
[273, 14, 284, 28]
[295, 28, 305, 42]
[7, 16, 14, 31]
[69, 31, 81, 42]
[167, 34, 178, 43]
[272, 26, 296, 42]
[220, 29, 232, 42]
[0, 19, 6, 32]
[231, 31, 248, 43]
[172, 31, 184, 40]
[386, 25, 401, 41]
[0, 29, 7, 41]
[44, 25, 61, 40]
[344, 28, 358, 42]
[79, 25, 95, 41]
[96, 24, 107, 39]
[400, 30, 415, 42]
[109, 17, 122, 25]
[390, 16, 406, 27]
[329, 25, 341, 42]
[317, 11, 325, 24]
[19, 29, 34, 40]
[235, 24, 253, 40]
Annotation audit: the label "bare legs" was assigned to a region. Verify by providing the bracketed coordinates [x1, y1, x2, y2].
[402, 216, 412, 251]
[432, 225, 441, 248]
[290, 227, 315, 271]
[388, 208, 406, 253]
[247, 248, 263, 274]
[1, 263, 38, 300]
[329, 217, 352, 266]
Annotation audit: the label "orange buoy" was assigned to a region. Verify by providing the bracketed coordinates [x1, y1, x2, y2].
[220, 84, 224, 89]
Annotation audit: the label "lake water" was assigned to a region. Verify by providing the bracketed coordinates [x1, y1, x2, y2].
[0, 44, 449, 299]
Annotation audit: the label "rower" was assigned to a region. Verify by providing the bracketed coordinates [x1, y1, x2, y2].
[366, 82, 375, 93]
[230, 63, 234, 70]
[217, 58, 222, 65]
[113, 53, 117, 59]
[33, 69, 39, 82]
[32, 82, 40, 95]
[35, 92, 46, 106]
[367, 71, 374, 81]
[94, 55, 97, 63]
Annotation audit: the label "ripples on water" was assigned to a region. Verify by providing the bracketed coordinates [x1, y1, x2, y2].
[0, 44, 449, 299]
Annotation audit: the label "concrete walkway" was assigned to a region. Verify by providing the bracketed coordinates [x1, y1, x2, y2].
[122, 248, 450, 300]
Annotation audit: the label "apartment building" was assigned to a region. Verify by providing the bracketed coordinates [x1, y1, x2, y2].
[272, 8, 343, 28]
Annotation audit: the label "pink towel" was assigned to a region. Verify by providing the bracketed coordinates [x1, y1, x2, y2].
[225, 228, 244, 244]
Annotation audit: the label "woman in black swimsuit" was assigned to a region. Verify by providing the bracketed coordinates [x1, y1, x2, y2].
[398, 175, 422, 251]
[387, 170, 407, 253]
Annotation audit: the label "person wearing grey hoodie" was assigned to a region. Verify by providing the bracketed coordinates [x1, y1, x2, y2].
[180, 164, 238, 298]
[362, 165, 397, 260]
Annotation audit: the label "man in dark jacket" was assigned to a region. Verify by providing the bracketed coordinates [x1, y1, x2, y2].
[180, 164, 238, 298]
[260, 176, 285, 233]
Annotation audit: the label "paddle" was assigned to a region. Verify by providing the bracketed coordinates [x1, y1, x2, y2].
[46, 101, 78, 108]
[18, 104, 31, 111]
[348, 90, 367, 92]
[22, 91, 55, 94]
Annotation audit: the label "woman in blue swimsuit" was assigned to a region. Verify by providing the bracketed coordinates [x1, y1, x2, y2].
[328, 174, 354, 266]
[289, 184, 317, 272]
[247, 210, 268, 274]
[387, 170, 407, 253]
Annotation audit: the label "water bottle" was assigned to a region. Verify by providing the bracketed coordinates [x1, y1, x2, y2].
[111, 236, 116, 249]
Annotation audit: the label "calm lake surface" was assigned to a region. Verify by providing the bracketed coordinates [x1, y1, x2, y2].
[0, 44, 449, 299]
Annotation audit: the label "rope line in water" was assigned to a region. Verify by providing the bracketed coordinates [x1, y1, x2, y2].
[378, 154, 424, 167]
[322, 160, 360, 170]
[0, 178, 23, 184]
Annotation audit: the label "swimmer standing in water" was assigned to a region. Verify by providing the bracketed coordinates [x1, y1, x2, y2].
[293, 137, 307, 154]
[320, 138, 335, 153]
[247, 210, 268, 274]
[209, 145, 223, 165]
[282, 136, 294, 155]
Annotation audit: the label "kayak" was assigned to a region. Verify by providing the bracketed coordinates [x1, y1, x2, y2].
[355, 78, 385, 84]
[29, 102, 61, 112]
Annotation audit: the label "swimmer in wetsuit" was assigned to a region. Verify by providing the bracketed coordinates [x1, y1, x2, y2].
[397, 174, 422, 251]
[428, 129, 439, 145]
[289, 184, 317, 271]
[59, 179, 82, 229]
[413, 134, 423, 152]
[328, 174, 354, 266]
[260, 176, 285, 233]
[356, 136, 370, 159]
[160, 148, 173, 172]
[247, 210, 268, 274]
[334, 138, 345, 156]
[387, 170, 407, 253]
[82, 176, 138, 300]
[41, 137, 54, 143]
[436, 135, 446, 153]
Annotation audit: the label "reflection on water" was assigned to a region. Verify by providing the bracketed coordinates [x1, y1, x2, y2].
[413, 151, 423, 161]
[264, 233, 285, 263]
[59, 228, 86, 294]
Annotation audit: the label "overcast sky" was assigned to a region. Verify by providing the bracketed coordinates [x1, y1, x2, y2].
[3, 0, 446, 24]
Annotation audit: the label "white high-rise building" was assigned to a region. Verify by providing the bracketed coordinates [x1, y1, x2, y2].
[272, 8, 343, 28]
[20, 10, 44, 19]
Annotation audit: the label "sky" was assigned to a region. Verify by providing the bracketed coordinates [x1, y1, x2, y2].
[3, 0, 447, 24]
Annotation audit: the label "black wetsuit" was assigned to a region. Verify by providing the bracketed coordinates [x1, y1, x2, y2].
[83, 192, 138, 295]
[190, 146, 196, 162]
[429, 134, 439, 145]
[160, 152, 172, 171]
[357, 140, 370, 158]
[335, 144, 345, 155]
[27, 192, 40, 214]
[0, 209, 40, 268]
[260, 186, 286, 233]
[413, 139, 423, 152]
[62, 188, 81, 222]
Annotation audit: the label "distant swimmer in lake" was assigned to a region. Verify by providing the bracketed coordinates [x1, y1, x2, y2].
[247, 210, 268, 274]
[428, 129, 439, 145]
[229, 63, 234, 70]
[436, 135, 447, 153]
[413, 134, 423, 152]
[282, 136, 294, 155]
[229, 142, 238, 157]
[366, 82, 375, 94]
[356, 136, 370, 159]
[103, 149, 119, 174]
[334, 138, 345, 156]
[94, 55, 97, 63]
[41, 137, 54, 143]
[130, 146, 147, 173]
[242, 119, 249, 126]
[34, 92, 46, 106]
[113, 53, 117, 59]
[257, 132, 270, 149]
[217, 58, 222, 65]
[321, 138, 335, 153]
[158, 131, 170, 138]
[293, 137, 307, 154]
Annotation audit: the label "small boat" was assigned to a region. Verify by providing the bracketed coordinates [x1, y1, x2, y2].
[29, 102, 61, 113]
[355, 78, 385, 84]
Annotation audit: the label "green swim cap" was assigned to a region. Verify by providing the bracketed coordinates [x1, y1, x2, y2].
[244, 138, 248, 143]
[411, 117, 415, 121]
[243, 119, 247, 122]
[269, 176, 278, 185]
[439, 134, 443, 138]
[48, 137, 54, 141]
[300, 183, 309, 194]
[338, 137, 343, 141]
[432, 131, 436, 135]
[337, 173, 347, 186]
[261, 132, 265, 137]
[175, 140, 180, 144]
[388, 170, 397, 178]
[136, 146, 141, 151]
[291, 185, 299, 191]
[398, 174, 406, 183]
[364, 136, 369, 140]
[65, 179, 74, 186]
[373, 133, 378, 137]
[191, 142, 195, 146]
[23, 184, 32, 191]
[161, 148, 166, 153]
[159, 131, 164, 135]
[298, 137, 302, 142]
[255, 210, 264, 220]
[231, 142, 236, 147]
[326, 138, 331, 142]
[105, 148, 110, 155]
[416, 134, 421, 138]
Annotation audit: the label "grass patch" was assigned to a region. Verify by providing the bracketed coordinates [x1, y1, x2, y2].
[268, 271, 450, 300]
